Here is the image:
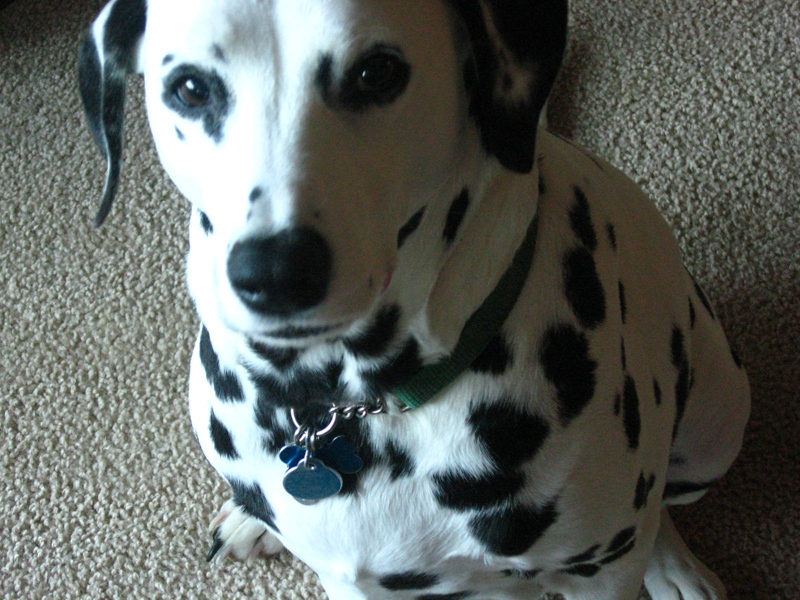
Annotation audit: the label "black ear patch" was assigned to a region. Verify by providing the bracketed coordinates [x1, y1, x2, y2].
[450, 0, 568, 172]
[78, 0, 147, 226]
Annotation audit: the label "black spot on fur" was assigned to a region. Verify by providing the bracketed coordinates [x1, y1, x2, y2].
[623, 375, 641, 451]
[314, 53, 335, 105]
[199, 210, 213, 234]
[255, 404, 292, 455]
[162, 54, 174, 66]
[385, 440, 414, 480]
[344, 304, 401, 358]
[433, 401, 546, 511]
[250, 361, 344, 410]
[671, 326, 690, 439]
[470, 333, 513, 375]
[620, 338, 627, 371]
[380, 572, 439, 591]
[673, 363, 691, 437]
[229, 480, 279, 532]
[606, 527, 636, 555]
[669, 453, 687, 466]
[249, 187, 263, 203]
[398, 207, 426, 249]
[561, 527, 640, 577]
[416, 593, 471, 600]
[249, 341, 299, 372]
[619, 282, 627, 324]
[443, 188, 470, 244]
[569, 187, 597, 251]
[209, 411, 239, 459]
[199, 327, 245, 402]
[564, 563, 601, 577]
[563, 247, 606, 330]
[211, 44, 226, 63]
[364, 338, 422, 394]
[634, 472, 657, 510]
[599, 536, 636, 565]
[689, 298, 696, 329]
[540, 324, 597, 426]
[671, 326, 686, 368]
[468, 402, 550, 470]
[606, 223, 617, 252]
[566, 544, 601, 565]
[175, 126, 185, 141]
[433, 469, 525, 511]
[692, 277, 715, 320]
[653, 378, 662, 406]
[469, 500, 558, 556]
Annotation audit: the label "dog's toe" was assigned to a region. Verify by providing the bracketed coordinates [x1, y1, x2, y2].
[207, 499, 283, 565]
[644, 510, 727, 600]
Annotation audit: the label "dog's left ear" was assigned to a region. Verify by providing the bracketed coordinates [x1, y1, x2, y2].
[451, 0, 568, 173]
[78, 0, 147, 226]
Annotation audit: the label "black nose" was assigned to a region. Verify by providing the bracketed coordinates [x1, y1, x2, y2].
[227, 227, 332, 316]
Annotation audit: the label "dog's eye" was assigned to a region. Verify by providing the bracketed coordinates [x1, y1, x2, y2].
[357, 53, 402, 93]
[341, 47, 410, 110]
[175, 76, 211, 108]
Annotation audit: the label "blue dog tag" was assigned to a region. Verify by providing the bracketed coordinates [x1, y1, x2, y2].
[279, 436, 363, 504]
[316, 436, 363, 475]
[283, 457, 343, 503]
[279, 444, 305, 469]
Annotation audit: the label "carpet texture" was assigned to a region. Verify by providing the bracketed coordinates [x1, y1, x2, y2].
[1, 0, 797, 598]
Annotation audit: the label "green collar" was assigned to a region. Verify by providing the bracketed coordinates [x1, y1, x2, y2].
[392, 214, 539, 409]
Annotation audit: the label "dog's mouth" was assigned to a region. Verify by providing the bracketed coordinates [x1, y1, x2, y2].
[260, 322, 347, 340]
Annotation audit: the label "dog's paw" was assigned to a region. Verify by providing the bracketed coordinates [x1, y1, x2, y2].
[644, 510, 727, 600]
[206, 499, 284, 566]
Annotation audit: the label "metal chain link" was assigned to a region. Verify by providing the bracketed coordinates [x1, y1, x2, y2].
[290, 397, 408, 451]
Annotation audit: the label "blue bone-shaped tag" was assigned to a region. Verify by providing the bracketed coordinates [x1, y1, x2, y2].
[279, 436, 363, 475]
[317, 436, 363, 474]
[283, 458, 343, 503]
[279, 436, 363, 503]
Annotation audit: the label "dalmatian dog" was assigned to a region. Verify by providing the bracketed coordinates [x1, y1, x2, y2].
[78, 0, 750, 598]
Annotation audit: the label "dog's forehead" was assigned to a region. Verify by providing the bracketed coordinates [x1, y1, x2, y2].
[144, 0, 440, 68]
[145, 0, 346, 61]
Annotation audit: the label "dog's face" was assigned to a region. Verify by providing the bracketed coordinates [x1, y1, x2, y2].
[80, 0, 567, 344]
[143, 0, 467, 339]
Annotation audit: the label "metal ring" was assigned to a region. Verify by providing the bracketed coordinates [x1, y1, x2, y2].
[317, 410, 338, 437]
[290, 408, 302, 430]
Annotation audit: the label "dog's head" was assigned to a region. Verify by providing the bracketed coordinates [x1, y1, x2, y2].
[79, 0, 566, 344]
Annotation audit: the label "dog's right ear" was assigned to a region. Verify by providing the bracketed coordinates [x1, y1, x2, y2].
[78, 0, 147, 226]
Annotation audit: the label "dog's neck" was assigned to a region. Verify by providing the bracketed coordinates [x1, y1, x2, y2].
[412, 156, 541, 355]
[203, 135, 542, 408]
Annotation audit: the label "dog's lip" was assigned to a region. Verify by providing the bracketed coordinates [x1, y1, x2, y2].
[260, 322, 348, 340]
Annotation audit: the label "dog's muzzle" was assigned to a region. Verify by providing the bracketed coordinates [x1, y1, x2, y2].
[227, 227, 332, 317]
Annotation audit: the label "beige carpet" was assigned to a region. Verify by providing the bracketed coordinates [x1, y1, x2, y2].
[1, 0, 797, 598]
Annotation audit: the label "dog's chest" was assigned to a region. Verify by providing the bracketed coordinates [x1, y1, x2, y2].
[190, 345, 655, 597]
